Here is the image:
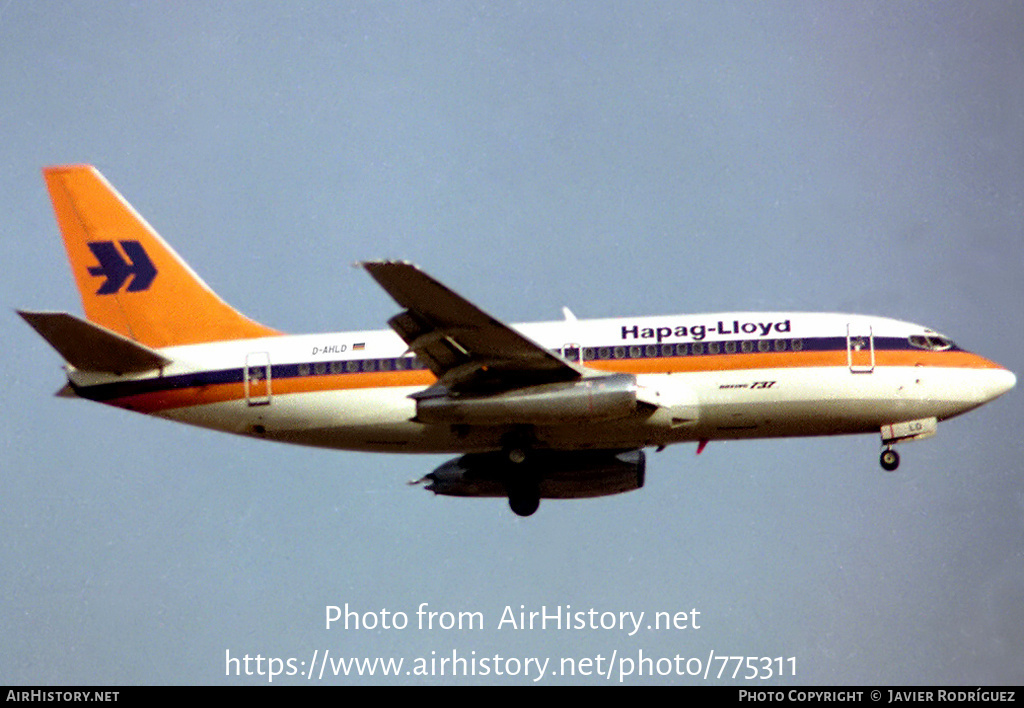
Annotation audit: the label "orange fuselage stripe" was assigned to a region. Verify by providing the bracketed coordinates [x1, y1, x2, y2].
[100, 348, 1003, 414]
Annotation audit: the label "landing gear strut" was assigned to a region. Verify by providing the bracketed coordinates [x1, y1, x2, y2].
[502, 429, 540, 516]
[502, 427, 534, 466]
[507, 447, 528, 465]
[879, 447, 900, 472]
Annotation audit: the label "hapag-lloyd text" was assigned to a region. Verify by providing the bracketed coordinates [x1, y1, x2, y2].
[622, 319, 792, 343]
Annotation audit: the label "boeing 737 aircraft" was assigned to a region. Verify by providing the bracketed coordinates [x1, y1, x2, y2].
[20, 165, 1016, 516]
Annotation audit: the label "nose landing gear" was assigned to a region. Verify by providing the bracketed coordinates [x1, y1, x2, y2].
[879, 447, 900, 472]
[878, 417, 937, 473]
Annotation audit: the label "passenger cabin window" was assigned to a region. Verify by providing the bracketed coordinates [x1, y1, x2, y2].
[909, 335, 953, 351]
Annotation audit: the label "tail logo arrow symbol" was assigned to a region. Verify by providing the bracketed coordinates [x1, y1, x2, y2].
[86, 241, 158, 294]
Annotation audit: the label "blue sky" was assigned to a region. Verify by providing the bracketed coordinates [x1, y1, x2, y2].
[2, 2, 1022, 684]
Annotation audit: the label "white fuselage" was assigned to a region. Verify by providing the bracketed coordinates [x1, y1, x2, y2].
[66, 312, 1015, 454]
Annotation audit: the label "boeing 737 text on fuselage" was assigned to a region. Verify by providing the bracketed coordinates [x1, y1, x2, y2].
[20, 166, 1016, 516]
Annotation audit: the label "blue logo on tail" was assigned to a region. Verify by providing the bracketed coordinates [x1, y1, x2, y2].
[87, 241, 158, 294]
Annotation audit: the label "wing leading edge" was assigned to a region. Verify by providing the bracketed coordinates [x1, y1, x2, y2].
[360, 261, 585, 393]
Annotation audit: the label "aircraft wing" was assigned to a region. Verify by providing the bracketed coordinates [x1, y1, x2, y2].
[361, 261, 585, 392]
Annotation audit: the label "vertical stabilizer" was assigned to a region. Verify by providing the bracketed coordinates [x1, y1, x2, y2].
[43, 165, 279, 348]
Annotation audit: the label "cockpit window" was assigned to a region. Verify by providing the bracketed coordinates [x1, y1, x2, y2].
[909, 334, 954, 351]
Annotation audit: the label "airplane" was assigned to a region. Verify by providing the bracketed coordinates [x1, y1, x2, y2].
[20, 165, 1016, 516]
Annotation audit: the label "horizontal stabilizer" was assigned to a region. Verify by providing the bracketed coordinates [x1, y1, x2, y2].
[18, 310, 171, 374]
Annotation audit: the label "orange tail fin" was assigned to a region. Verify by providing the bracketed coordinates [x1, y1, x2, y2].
[43, 165, 280, 348]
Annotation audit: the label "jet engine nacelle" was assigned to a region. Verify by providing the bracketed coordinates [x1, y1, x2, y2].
[414, 373, 643, 425]
[416, 448, 646, 500]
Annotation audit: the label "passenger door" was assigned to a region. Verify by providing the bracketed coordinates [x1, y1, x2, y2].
[245, 352, 272, 406]
[846, 323, 875, 373]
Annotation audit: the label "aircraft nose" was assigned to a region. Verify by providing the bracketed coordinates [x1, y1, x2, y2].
[988, 367, 1016, 400]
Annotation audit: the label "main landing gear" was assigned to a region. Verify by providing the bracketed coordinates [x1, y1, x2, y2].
[505, 452, 541, 516]
[502, 430, 540, 517]
[879, 447, 900, 472]
[507, 480, 541, 517]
